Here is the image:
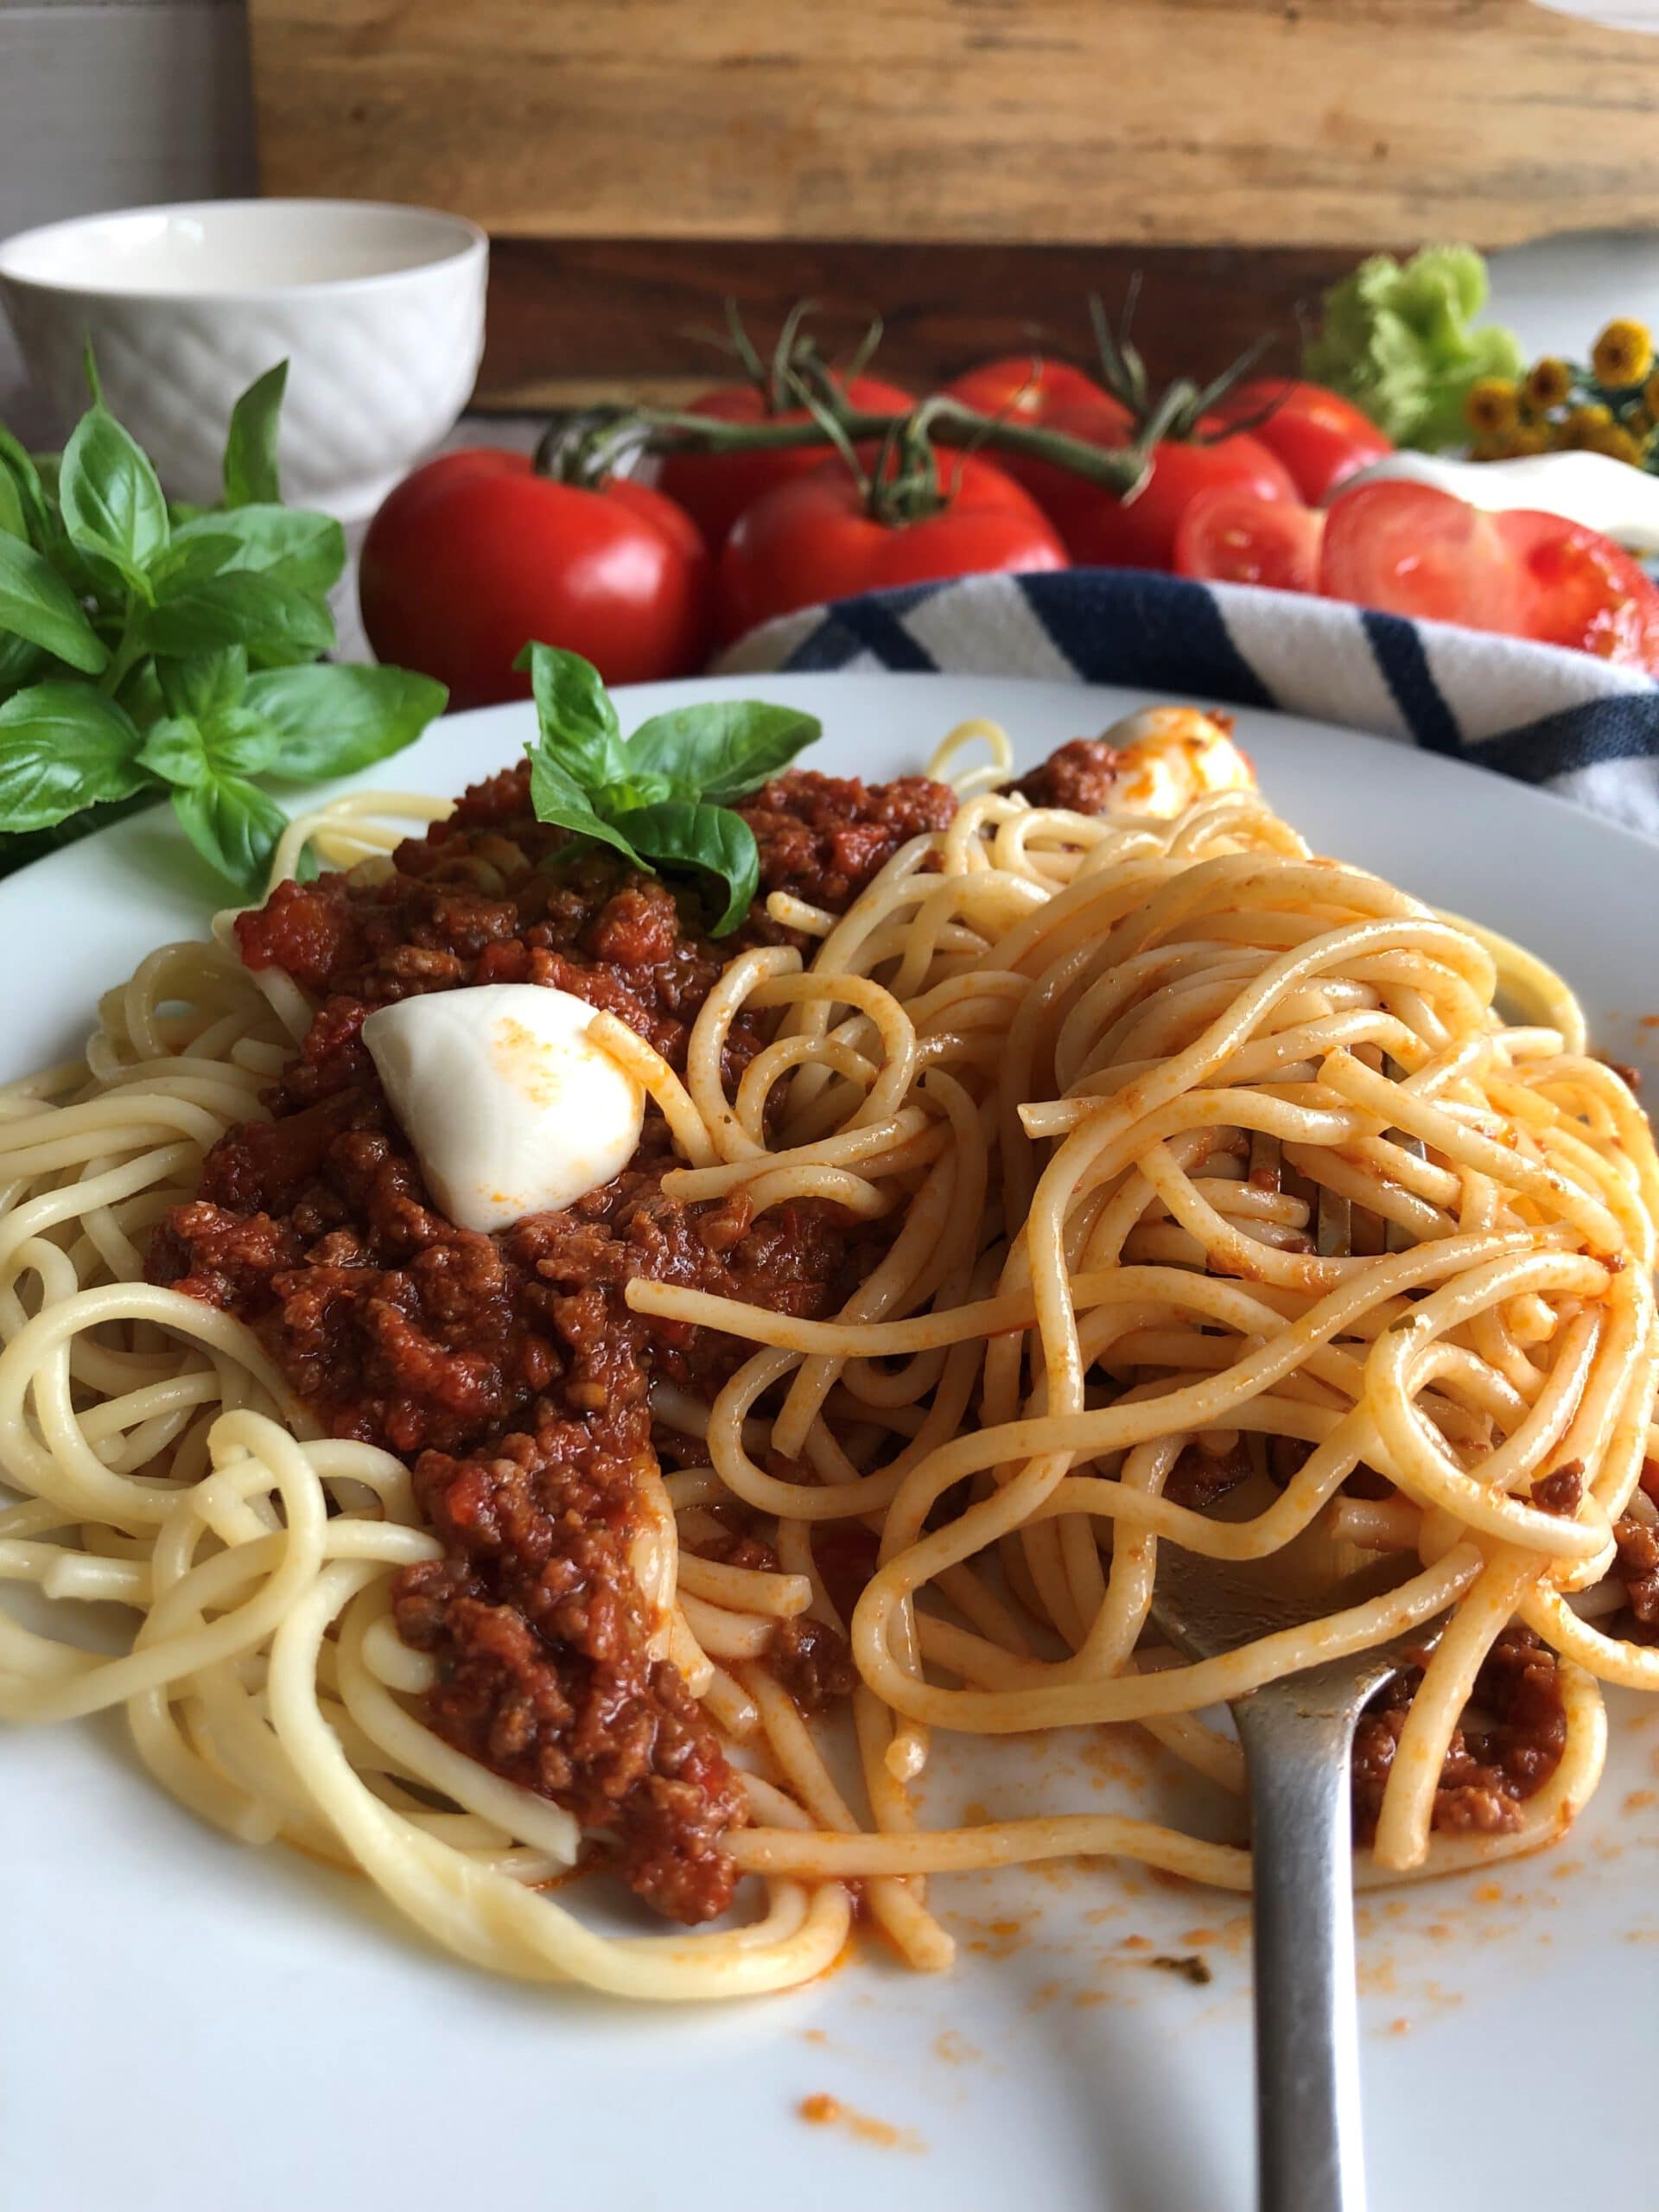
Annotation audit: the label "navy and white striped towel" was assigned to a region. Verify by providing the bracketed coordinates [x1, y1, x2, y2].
[717, 572, 1659, 839]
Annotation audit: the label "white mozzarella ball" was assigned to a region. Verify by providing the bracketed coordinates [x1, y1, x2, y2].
[361, 984, 645, 1233]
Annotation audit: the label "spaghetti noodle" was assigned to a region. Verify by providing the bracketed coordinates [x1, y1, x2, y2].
[0, 713, 1654, 1999]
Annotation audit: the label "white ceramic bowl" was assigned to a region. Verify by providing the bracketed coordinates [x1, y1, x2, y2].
[0, 200, 487, 520]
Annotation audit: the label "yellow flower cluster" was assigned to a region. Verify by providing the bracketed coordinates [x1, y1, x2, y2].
[1466, 320, 1656, 470]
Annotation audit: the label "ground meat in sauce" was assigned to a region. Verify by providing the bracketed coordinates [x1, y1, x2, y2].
[1008, 736, 1124, 815]
[1615, 1514, 1659, 1624]
[1351, 1626, 1567, 1841]
[149, 763, 946, 1922]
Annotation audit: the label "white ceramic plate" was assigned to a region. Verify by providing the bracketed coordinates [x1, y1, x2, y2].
[4, 675, 1658, 2212]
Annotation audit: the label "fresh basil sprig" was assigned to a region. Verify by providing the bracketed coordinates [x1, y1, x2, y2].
[0, 355, 448, 895]
[519, 643, 819, 934]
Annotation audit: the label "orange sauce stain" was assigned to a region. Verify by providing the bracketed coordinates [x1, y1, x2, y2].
[1179, 1925, 1222, 1947]
[932, 2030, 981, 2065]
[797, 2095, 925, 2154]
[1471, 1881, 1505, 1904]
[1386, 2018, 1410, 2037]
[1357, 1956, 1398, 1997]
[800, 2029, 829, 2048]
[1624, 1789, 1657, 1814]
[1640, 1015, 1659, 1029]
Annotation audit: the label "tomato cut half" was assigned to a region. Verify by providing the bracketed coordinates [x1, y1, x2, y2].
[1318, 480, 1524, 634]
[1173, 486, 1325, 593]
[1493, 509, 1659, 672]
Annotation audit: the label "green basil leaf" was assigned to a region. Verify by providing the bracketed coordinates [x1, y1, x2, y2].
[173, 505, 345, 595]
[140, 702, 280, 784]
[592, 769, 675, 815]
[626, 702, 822, 802]
[137, 714, 209, 788]
[617, 798, 760, 936]
[223, 361, 287, 508]
[170, 772, 289, 897]
[201, 705, 282, 777]
[242, 663, 447, 780]
[0, 466, 25, 545]
[0, 683, 148, 830]
[0, 535, 108, 674]
[158, 645, 248, 721]
[527, 746, 647, 869]
[60, 403, 169, 577]
[118, 658, 168, 732]
[515, 643, 626, 788]
[143, 540, 334, 662]
[0, 634, 48, 699]
[0, 428, 51, 543]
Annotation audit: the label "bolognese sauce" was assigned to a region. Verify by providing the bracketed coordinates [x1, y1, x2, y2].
[149, 763, 952, 1921]
[148, 742, 1571, 1920]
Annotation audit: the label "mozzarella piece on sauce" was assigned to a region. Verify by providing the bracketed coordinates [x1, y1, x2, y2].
[1099, 706, 1256, 816]
[361, 984, 645, 1233]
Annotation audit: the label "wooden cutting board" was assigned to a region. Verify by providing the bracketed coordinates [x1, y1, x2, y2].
[247, 0, 1659, 406]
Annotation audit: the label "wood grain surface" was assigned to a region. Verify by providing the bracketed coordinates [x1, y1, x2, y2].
[474, 238, 1370, 410]
[249, 0, 1659, 248]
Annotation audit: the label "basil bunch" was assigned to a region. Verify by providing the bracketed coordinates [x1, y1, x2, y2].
[520, 643, 819, 933]
[0, 359, 447, 893]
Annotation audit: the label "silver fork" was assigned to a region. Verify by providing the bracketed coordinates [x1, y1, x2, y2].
[1149, 1099, 1439, 2212]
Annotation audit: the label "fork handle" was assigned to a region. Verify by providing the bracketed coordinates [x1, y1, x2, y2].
[1234, 1689, 1369, 2212]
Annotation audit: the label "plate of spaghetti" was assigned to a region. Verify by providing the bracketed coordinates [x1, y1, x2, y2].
[4, 671, 1659, 2212]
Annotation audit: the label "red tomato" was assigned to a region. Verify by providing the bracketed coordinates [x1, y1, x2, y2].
[1318, 480, 1524, 634]
[359, 449, 712, 709]
[942, 365, 1132, 514]
[943, 354, 1115, 422]
[1173, 486, 1325, 594]
[655, 374, 914, 552]
[1496, 509, 1659, 671]
[1211, 379, 1394, 505]
[715, 452, 1068, 643]
[1028, 403, 1300, 571]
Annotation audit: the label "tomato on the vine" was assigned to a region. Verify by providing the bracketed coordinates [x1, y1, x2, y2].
[1318, 480, 1524, 633]
[1033, 405, 1299, 571]
[359, 449, 712, 709]
[655, 373, 914, 553]
[1173, 487, 1325, 594]
[1211, 380, 1393, 505]
[715, 450, 1068, 643]
[943, 354, 1116, 422]
[942, 359, 1131, 515]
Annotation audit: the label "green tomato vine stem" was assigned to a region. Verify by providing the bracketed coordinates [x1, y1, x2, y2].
[534, 393, 1149, 510]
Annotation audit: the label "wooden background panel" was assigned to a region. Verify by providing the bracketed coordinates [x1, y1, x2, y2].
[249, 0, 1659, 249]
[477, 238, 1372, 410]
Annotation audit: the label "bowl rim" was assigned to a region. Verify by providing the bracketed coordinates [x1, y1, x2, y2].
[0, 198, 489, 302]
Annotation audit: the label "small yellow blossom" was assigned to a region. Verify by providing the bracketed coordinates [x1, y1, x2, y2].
[1560, 402, 1613, 449]
[1625, 404, 1652, 439]
[1592, 318, 1653, 388]
[1465, 378, 1521, 436]
[1590, 423, 1645, 467]
[1523, 357, 1574, 411]
[1643, 368, 1659, 418]
[1507, 422, 1553, 457]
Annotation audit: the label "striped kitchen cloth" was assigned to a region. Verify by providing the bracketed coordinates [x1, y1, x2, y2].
[717, 570, 1659, 839]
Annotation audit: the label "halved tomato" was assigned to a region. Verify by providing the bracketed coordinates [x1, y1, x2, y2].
[1318, 480, 1524, 634]
[1493, 509, 1659, 672]
[1173, 487, 1325, 593]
